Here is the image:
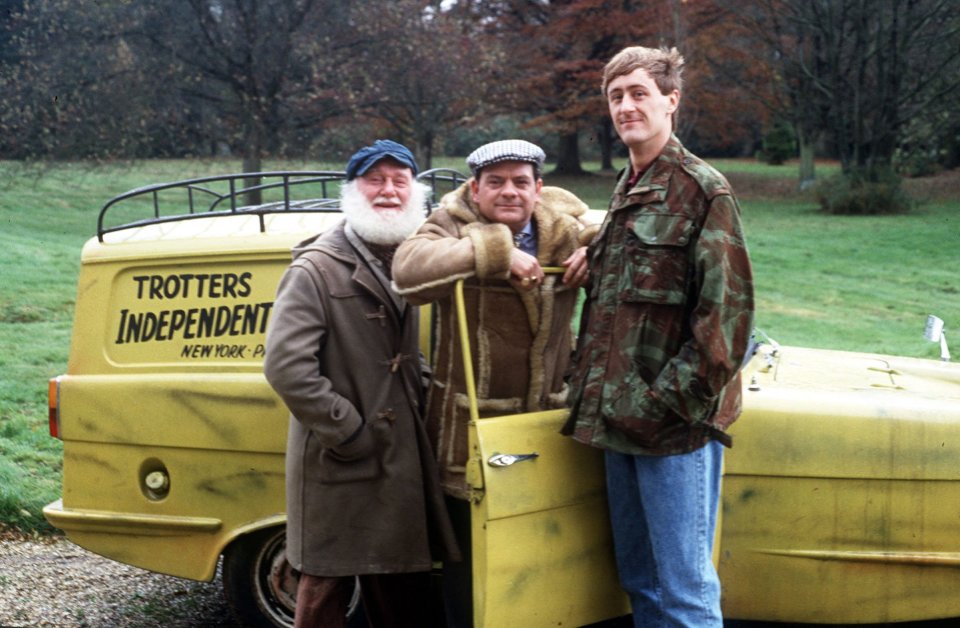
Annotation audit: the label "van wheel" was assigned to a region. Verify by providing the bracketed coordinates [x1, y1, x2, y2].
[222, 526, 362, 628]
[223, 527, 297, 628]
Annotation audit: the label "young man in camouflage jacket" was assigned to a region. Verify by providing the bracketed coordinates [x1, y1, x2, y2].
[564, 46, 754, 627]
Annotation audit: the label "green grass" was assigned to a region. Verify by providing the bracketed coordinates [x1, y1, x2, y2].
[1, 157, 958, 534]
[547, 158, 958, 358]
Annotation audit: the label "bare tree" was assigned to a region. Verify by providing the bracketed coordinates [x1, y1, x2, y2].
[130, 0, 353, 174]
[735, 0, 960, 186]
[330, 0, 495, 168]
[0, 0, 356, 170]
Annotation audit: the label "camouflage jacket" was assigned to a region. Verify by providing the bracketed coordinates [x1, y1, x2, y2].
[563, 136, 754, 455]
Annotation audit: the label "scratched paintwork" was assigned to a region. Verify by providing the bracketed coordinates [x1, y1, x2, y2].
[719, 345, 960, 623]
[469, 409, 629, 626]
[45, 220, 326, 583]
[45, 200, 960, 625]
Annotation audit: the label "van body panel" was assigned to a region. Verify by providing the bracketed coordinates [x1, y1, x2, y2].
[45, 172, 960, 625]
[718, 347, 960, 622]
[469, 410, 630, 627]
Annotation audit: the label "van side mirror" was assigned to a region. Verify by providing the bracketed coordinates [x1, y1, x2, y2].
[924, 315, 951, 361]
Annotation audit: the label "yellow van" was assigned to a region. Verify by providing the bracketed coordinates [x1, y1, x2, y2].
[45, 171, 960, 627]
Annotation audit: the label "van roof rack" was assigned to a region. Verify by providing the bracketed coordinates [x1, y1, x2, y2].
[97, 168, 467, 242]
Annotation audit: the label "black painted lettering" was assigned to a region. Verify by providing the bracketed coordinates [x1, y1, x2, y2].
[162, 275, 180, 299]
[222, 273, 239, 298]
[115, 309, 129, 344]
[198, 307, 215, 337]
[125, 311, 143, 342]
[147, 276, 163, 299]
[155, 309, 171, 340]
[239, 303, 257, 335]
[183, 308, 198, 339]
[229, 304, 244, 335]
[195, 274, 210, 296]
[238, 272, 252, 298]
[141, 311, 159, 341]
[180, 274, 195, 297]
[132, 277, 149, 299]
[208, 274, 223, 298]
[168, 309, 186, 336]
[258, 302, 274, 332]
[215, 306, 233, 336]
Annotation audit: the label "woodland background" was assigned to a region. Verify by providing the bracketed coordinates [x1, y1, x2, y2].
[2, 0, 960, 536]
[2, 0, 960, 194]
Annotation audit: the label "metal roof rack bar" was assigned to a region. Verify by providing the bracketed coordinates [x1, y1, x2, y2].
[97, 169, 467, 242]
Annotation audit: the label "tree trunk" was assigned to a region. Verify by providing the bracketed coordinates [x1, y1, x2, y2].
[242, 123, 264, 206]
[552, 131, 587, 175]
[797, 130, 816, 191]
[599, 117, 614, 171]
[417, 131, 434, 172]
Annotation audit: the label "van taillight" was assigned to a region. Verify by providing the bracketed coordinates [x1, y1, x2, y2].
[48, 376, 61, 439]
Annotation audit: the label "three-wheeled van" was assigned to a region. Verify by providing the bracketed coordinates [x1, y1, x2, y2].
[45, 172, 960, 626]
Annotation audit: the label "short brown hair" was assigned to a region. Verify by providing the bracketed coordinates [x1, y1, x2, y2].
[601, 46, 685, 97]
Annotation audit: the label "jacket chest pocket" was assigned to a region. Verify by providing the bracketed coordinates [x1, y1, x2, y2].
[619, 213, 695, 305]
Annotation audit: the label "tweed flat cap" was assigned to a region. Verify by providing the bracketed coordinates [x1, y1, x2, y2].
[466, 139, 546, 176]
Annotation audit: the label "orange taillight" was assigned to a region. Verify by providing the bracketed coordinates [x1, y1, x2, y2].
[48, 376, 61, 439]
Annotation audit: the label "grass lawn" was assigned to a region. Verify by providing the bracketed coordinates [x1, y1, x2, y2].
[546, 158, 959, 358]
[1, 156, 958, 534]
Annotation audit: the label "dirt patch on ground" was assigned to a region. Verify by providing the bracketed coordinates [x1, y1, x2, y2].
[725, 173, 803, 200]
[728, 166, 960, 203]
[902, 168, 960, 201]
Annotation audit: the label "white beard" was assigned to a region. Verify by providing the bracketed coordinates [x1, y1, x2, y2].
[340, 180, 428, 245]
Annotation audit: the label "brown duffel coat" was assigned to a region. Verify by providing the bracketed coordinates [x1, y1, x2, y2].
[392, 183, 597, 499]
[264, 222, 459, 576]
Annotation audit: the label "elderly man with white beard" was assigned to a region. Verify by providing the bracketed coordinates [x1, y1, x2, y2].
[264, 140, 460, 628]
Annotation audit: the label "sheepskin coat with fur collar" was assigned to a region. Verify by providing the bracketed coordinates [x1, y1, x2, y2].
[392, 181, 597, 499]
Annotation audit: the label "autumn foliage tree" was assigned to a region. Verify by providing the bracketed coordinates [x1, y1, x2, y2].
[4, 0, 956, 187]
[477, 0, 659, 174]
[476, 0, 767, 173]
[677, 2, 774, 160]
[0, 0, 152, 159]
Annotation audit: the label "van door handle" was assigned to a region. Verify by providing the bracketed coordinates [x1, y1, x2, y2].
[488, 452, 539, 467]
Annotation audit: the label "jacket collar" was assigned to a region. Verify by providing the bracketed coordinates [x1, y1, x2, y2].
[611, 134, 686, 209]
[296, 222, 406, 317]
[343, 224, 406, 315]
[439, 181, 574, 264]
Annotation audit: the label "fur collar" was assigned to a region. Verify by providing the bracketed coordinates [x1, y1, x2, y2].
[438, 180, 588, 264]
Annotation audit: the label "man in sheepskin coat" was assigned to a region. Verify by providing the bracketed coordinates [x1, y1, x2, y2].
[392, 139, 596, 627]
[264, 140, 459, 628]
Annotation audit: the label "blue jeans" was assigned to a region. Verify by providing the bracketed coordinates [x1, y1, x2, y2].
[605, 441, 724, 628]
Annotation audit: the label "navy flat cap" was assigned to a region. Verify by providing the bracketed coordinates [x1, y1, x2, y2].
[345, 140, 419, 180]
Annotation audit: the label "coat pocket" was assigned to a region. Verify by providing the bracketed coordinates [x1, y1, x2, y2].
[619, 213, 694, 305]
[601, 370, 671, 447]
[319, 421, 383, 484]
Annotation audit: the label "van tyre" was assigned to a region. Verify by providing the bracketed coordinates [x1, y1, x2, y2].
[222, 527, 298, 628]
[222, 527, 363, 628]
